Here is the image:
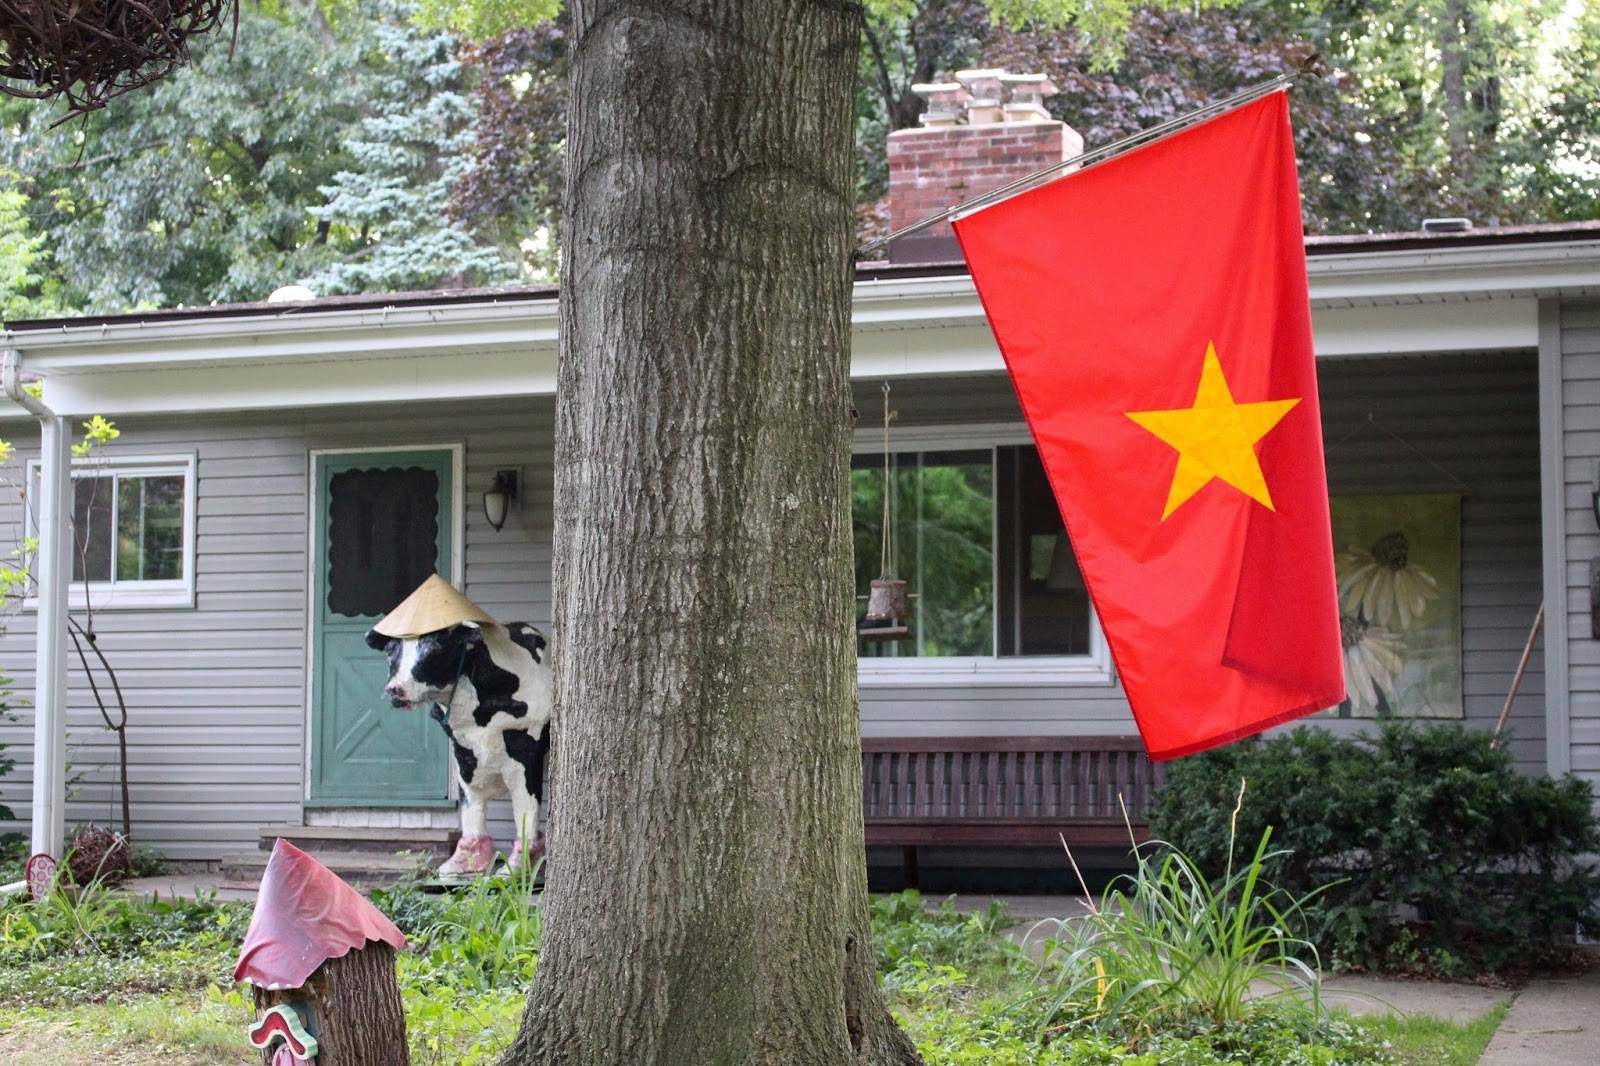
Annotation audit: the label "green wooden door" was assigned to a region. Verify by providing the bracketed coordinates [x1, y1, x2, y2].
[309, 450, 454, 806]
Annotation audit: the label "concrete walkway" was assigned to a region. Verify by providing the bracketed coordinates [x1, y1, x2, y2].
[1478, 965, 1600, 1065]
[124, 870, 257, 903]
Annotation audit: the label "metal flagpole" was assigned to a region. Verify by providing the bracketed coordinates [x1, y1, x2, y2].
[855, 67, 1312, 261]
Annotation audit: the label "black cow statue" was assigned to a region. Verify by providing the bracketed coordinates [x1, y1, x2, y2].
[365, 575, 552, 878]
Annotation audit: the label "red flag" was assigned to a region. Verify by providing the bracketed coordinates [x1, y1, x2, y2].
[952, 92, 1345, 760]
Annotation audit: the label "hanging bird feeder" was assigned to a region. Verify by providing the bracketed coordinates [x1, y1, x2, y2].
[860, 382, 912, 642]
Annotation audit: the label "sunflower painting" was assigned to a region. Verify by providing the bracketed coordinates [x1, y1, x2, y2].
[1328, 494, 1463, 719]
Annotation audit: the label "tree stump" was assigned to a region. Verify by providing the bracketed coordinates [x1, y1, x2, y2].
[235, 839, 410, 1066]
[252, 943, 408, 1066]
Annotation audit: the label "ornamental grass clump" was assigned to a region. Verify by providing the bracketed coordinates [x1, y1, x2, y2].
[1031, 789, 1332, 1051]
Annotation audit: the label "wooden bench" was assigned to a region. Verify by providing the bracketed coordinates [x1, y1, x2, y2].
[861, 736, 1165, 886]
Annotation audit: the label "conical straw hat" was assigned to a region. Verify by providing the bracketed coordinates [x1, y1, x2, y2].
[372, 574, 498, 638]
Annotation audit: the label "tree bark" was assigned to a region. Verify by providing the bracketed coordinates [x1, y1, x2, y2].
[253, 944, 408, 1066]
[501, 0, 922, 1064]
[1439, 0, 1472, 182]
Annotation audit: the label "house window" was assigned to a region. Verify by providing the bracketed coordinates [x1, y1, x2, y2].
[851, 427, 1110, 685]
[29, 454, 197, 609]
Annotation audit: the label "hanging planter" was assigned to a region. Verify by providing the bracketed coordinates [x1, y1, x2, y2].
[860, 382, 912, 642]
[860, 577, 910, 640]
[0, 0, 237, 119]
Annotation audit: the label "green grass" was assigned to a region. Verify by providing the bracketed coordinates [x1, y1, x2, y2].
[0, 862, 1509, 1066]
[0, 994, 250, 1065]
[1348, 1003, 1508, 1066]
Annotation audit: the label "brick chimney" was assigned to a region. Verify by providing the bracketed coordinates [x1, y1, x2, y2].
[886, 68, 1083, 264]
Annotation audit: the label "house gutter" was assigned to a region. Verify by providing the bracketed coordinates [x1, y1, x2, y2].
[2, 350, 70, 865]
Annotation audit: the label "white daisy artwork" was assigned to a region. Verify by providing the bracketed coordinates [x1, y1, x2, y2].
[1328, 494, 1463, 719]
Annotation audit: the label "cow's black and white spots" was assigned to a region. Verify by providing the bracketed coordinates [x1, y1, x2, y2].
[365, 620, 552, 877]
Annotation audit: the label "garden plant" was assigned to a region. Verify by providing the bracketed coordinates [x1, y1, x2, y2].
[0, 842, 1505, 1065]
[0, 645, 18, 878]
[1149, 722, 1600, 975]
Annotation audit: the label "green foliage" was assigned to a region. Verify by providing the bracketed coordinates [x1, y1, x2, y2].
[0, 878, 248, 1005]
[875, 879, 1400, 1065]
[0, 835, 22, 882]
[852, 457, 995, 655]
[368, 861, 543, 1063]
[3, 0, 515, 312]
[301, 13, 518, 295]
[126, 843, 169, 879]
[1028, 820, 1332, 1049]
[0, 993, 248, 1062]
[410, 0, 559, 40]
[0, 641, 15, 829]
[904, 1000, 1398, 1065]
[1149, 723, 1600, 974]
[1349, 1003, 1507, 1066]
[872, 889, 1029, 989]
[71, 415, 121, 457]
[372, 859, 543, 995]
[1319, 0, 1597, 225]
[0, 168, 60, 321]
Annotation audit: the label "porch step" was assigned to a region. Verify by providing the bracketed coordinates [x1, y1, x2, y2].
[256, 824, 459, 856]
[224, 825, 464, 887]
[219, 847, 436, 888]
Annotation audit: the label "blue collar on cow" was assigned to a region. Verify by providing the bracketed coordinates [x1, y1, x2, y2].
[433, 645, 471, 719]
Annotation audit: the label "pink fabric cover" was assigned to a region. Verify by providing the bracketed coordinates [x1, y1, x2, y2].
[234, 839, 408, 989]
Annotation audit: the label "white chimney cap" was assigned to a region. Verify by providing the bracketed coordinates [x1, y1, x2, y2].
[268, 285, 317, 303]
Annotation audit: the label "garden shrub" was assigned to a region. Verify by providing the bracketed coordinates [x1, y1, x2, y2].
[1148, 722, 1600, 974]
[0, 647, 20, 871]
[0, 647, 16, 824]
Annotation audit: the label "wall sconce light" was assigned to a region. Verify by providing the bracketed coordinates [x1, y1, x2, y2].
[483, 469, 519, 532]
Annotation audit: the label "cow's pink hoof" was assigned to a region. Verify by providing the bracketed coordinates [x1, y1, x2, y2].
[438, 835, 495, 878]
[508, 833, 546, 873]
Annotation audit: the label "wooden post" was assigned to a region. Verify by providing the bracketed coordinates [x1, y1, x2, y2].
[236, 840, 410, 1066]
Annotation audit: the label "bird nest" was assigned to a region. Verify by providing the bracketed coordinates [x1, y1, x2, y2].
[0, 0, 235, 118]
[66, 824, 132, 886]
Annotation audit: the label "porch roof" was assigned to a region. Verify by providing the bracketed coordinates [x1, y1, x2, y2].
[3, 222, 1600, 419]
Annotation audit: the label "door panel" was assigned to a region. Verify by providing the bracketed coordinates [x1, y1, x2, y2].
[310, 451, 453, 805]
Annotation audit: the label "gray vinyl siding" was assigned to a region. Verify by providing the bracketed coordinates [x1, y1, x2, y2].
[1558, 300, 1600, 792]
[0, 399, 556, 860]
[852, 350, 1548, 777]
[0, 345, 1548, 862]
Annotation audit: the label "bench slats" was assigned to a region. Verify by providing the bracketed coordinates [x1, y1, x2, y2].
[861, 736, 1163, 855]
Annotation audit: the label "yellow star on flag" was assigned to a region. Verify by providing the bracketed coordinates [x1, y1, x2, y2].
[1127, 342, 1301, 519]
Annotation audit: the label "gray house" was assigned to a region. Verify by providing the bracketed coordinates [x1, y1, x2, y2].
[3, 97, 1600, 872]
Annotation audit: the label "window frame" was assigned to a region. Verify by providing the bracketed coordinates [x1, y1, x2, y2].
[851, 422, 1113, 687]
[25, 452, 198, 610]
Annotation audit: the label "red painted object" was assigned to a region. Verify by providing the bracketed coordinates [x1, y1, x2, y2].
[954, 92, 1345, 760]
[247, 1004, 319, 1061]
[23, 854, 57, 901]
[234, 840, 407, 990]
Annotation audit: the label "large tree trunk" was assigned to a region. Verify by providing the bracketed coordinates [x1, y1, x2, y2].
[500, 0, 922, 1064]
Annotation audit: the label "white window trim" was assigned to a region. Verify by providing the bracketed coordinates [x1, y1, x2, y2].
[852, 421, 1114, 687]
[24, 452, 198, 611]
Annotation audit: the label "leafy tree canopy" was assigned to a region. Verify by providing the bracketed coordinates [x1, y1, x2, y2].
[0, 0, 1594, 314]
[0, 0, 519, 313]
